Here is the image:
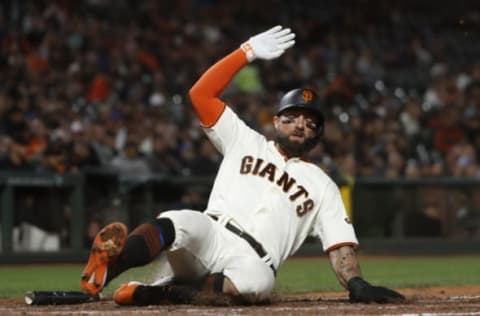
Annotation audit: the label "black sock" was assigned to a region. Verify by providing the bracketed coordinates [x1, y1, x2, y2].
[107, 219, 175, 283]
[106, 235, 150, 283]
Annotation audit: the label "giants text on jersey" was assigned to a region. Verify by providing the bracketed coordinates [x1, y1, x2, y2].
[240, 155, 314, 216]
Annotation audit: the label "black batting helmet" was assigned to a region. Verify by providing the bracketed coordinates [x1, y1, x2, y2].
[277, 88, 324, 135]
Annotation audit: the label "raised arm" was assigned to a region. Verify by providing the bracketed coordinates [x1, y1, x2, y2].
[328, 245, 405, 303]
[188, 49, 247, 127]
[189, 26, 295, 127]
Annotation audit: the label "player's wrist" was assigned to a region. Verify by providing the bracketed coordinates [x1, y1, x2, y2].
[240, 41, 256, 62]
[347, 276, 369, 292]
[347, 276, 371, 297]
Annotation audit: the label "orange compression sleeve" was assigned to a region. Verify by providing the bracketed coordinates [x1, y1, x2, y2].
[189, 48, 248, 127]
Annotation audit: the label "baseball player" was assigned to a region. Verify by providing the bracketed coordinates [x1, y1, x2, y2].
[81, 26, 404, 305]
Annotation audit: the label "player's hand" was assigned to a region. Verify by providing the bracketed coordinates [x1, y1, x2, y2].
[347, 277, 405, 303]
[241, 25, 295, 62]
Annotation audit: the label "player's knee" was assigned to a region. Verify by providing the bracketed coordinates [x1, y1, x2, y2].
[237, 276, 273, 303]
[151, 217, 175, 248]
[222, 276, 241, 296]
[201, 273, 271, 302]
[247, 273, 274, 302]
[226, 265, 274, 302]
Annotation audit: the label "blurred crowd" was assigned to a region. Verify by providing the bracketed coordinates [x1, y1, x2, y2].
[1, 0, 480, 180]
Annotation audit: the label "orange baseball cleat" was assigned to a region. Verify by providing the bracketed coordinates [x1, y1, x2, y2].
[113, 282, 141, 305]
[80, 222, 128, 295]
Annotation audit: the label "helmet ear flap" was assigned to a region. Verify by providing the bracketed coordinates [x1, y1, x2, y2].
[316, 121, 324, 136]
[317, 113, 325, 136]
[273, 115, 281, 130]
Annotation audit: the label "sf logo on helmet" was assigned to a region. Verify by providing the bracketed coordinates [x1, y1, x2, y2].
[302, 90, 313, 103]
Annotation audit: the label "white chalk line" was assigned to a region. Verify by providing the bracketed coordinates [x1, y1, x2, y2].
[382, 313, 480, 316]
[2, 307, 480, 316]
[1, 295, 479, 316]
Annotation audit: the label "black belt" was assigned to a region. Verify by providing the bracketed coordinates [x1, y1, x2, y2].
[209, 215, 276, 275]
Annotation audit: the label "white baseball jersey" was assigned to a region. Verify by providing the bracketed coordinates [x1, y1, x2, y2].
[203, 106, 358, 269]
[155, 105, 358, 299]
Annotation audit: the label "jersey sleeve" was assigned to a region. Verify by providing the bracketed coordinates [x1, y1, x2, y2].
[312, 180, 359, 252]
[189, 49, 248, 128]
[203, 106, 262, 155]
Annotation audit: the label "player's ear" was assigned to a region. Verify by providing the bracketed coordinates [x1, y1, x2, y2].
[273, 115, 281, 130]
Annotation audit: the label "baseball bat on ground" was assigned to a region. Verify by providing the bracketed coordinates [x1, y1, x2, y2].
[25, 290, 100, 305]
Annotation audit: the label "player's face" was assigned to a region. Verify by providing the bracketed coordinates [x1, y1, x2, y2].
[273, 108, 319, 157]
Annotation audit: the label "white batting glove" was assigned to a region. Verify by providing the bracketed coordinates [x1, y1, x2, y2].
[241, 25, 296, 62]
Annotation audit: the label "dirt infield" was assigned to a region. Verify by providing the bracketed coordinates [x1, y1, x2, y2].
[1, 285, 479, 315]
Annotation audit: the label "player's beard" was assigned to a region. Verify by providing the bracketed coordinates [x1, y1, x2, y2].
[274, 131, 318, 158]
